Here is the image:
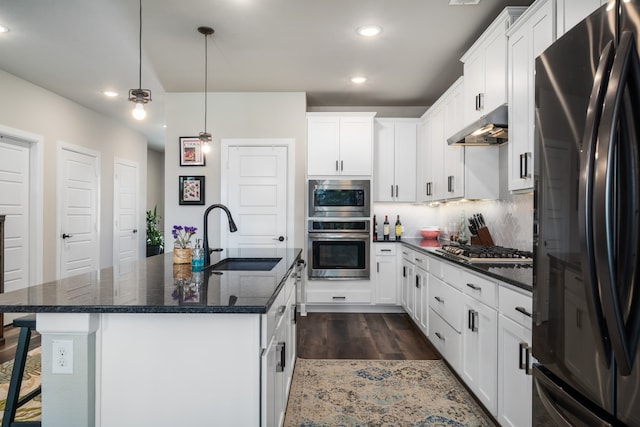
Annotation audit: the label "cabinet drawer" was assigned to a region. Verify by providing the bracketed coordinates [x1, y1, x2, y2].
[375, 244, 397, 256]
[461, 270, 498, 308]
[429, 310, 462, 373]
[429, 257, 443, 279]
[264, 285, 287, 343]
[400, 247, 415, 263]
[306, 289, 372, 304]
[499, 285, 532, 328]
[413, 251, 429, 270]
[441, 261, 463, 290]
[429, 276, 463, 333]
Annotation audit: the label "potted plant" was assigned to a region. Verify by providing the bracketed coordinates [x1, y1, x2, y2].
[146, 205, 164, 257]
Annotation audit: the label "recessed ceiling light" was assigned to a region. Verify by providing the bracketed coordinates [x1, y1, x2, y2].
[356, 25, 382, 37]
[0, 25, 9, 33]
[103, 90, 118, 98]
[351, 76, 367, 84]
[448, 0, 480, 5]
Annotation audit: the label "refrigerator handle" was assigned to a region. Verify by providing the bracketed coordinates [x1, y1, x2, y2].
[594, 31, 640, 376]
[578, 40, 615, 365]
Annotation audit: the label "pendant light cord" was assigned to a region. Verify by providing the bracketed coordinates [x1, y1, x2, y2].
[204, 33, 208, 134]
[138, 0, 143, 90]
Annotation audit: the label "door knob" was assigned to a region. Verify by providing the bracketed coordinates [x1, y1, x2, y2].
[273, 236, 285, 242]
[62, 233, 73, 239]
[132, 229, 138, 234]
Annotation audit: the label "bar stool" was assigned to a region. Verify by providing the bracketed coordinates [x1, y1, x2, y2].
[2, 315, 41, 427]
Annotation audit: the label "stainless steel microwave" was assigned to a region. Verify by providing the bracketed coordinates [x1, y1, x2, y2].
[308, 180, 370, 218]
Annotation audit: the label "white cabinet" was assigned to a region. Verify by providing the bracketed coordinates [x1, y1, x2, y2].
[497, 285, 533, 427]
[398, 248, 428, 335]
[507, 0, 555, 191]
[556, 0, 606, 37]
[418, 78, 499, 203]
[374, 119, 417, 202]
[307, 113, 375, 176]
[374, 243, 398, 305]
[262, 271, 297, 427]
[460, 273, 499, 416]
[400, 252, 415, 318]
[461, 7, 526, 127]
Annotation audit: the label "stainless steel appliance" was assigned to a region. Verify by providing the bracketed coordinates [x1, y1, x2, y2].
[307, 219, 370, 279]
[308, 179, 370, 218]
[534, 2, 640, 424]
[437, 244, 532, 264]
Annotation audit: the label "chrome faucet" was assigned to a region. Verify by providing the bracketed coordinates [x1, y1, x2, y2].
[203, 204, 238, 266]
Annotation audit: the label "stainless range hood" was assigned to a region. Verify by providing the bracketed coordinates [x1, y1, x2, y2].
[447, 104, 508, 146]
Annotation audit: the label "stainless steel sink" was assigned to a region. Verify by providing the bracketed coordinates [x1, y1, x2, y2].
[209, 257, 281, 271]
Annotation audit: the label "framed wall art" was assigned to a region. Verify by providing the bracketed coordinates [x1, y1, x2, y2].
[179, 176, 205, 205]
[179, 136, 206, 166]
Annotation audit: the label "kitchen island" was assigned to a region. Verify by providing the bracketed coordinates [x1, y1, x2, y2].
[0, 247, 302, 427]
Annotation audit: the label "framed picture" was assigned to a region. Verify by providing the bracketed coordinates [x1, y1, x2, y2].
[179, 136, 206, 166]
[179, 176, 205, 205]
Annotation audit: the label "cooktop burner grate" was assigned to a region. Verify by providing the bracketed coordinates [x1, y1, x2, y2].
[438, 244, 533, 263]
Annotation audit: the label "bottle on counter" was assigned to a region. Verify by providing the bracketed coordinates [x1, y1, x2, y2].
[373, 215, 378, 241]
[383, 215, 390, 240]
[191, 238, 205, 271]
[395, 215, 402, 240]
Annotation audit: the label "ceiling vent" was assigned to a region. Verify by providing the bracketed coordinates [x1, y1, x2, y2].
[448, 0, 481, 5]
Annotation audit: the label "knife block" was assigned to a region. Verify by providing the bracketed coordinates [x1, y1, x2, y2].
[476, 226, 495, 246]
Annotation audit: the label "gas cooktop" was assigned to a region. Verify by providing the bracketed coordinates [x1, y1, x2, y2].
[437, 244, 533, 264]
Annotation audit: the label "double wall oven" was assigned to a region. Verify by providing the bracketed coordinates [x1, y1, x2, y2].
[307, 180, 370, 280]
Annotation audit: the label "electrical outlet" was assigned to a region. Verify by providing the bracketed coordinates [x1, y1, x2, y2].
[52, 340, 74, 374]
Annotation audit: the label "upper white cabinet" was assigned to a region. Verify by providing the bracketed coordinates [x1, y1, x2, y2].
[307, 113, 376, 176]
[418, 77, 499, 203]
[556, 0, 607, 37]
[507, 0, 555, 191]
[374, 119, 418, 202]
[461, 7, 526, 127]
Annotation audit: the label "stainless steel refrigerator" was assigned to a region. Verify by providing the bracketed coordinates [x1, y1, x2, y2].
[533, 0, 640, 425]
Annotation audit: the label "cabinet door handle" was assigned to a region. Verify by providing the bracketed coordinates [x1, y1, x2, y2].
[519, 153, 526, 179]
[332, 296, 346, 300]
[434, 296, 444, 303]
[395, 185, 399, 198]
[466, 283, 481, 291]
[525, 345, 532, 375]
[391, 185, 394, 198]
[415, 275, 420, 288]
[377, 261, 380, 273]
[515, 306, 532, 317]
[524, 152, 531, 178]
[381, 249, 392, 252]
[276, 342, 286, 372]
[468, 309, 474, 330]
[336, 160, 339, 171]
[519, 342, 528, 370]
[403, 266, 406, 277]
[473, 310, 479, 332]
[435, 332, 445, 342]
[447, 176, 453, 192]
[292, 305, 297, 325]
[340, 160, 344, 171]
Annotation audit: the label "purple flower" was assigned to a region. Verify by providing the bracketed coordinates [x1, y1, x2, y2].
[172, 224, 197, 249]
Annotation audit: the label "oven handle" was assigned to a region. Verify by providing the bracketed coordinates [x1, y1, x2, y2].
[307, 232, 370, 239]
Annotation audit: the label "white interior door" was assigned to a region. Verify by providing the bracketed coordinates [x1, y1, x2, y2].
[114, 159, 139, 273]
[0, 137, 30, 292]
[225, 146, 288, 248]
[58, 145, 100, 278]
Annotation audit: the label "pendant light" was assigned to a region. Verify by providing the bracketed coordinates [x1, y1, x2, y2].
[128, 0, 151, 120]
[198, 26, 214, 153]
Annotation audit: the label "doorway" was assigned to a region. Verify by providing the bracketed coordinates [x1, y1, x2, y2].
[221, 139, 294, 248]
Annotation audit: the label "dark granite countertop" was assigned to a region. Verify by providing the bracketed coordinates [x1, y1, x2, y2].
[375, 238, 532, 291]
[0, 247, 302, 314]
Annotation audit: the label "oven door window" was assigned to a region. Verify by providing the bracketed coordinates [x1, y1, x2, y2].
[311, 240, 366, 270]
[314, 189, 365, 208]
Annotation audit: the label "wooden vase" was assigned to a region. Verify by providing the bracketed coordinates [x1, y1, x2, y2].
[173, 248, 192, 264]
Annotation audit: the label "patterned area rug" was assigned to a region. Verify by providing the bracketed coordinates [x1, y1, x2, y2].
[0, 348, 41, 423]
[284, 359, 495, 427]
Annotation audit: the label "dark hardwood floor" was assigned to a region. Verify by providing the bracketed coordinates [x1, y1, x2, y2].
[0, 324, 41, 365]
[297, 312, 439, 360]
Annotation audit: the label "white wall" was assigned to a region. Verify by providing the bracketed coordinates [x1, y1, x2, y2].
[164, 92, 307, 251]
[0, 69, 148, 281]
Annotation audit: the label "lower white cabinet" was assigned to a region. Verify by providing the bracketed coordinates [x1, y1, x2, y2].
[414, 265, 428, 334]
[262, 273, 297, 427]
[461, 294, 498, 416]
[428, 308, 462, 373]
[497, 285, 533, 427]
[374, 243, 398, 304]
[400, 256, 414, 316]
